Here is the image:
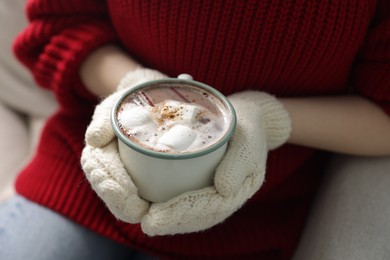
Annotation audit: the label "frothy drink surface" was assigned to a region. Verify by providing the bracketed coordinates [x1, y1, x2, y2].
[116, 84, 230, 154]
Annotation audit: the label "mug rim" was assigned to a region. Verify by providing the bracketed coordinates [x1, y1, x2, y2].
[110, 77, 237, 160]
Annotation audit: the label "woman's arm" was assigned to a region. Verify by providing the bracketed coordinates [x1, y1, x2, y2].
[13, 0, 118, 111]
[281, 96, 390, 156]
[80, 45, 141, 98]
[80, 45, 390, 156]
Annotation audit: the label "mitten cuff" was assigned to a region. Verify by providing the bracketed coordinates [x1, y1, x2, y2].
[117, 68, 168, 91]
[228, 91, 291, 150]
[259, 94, 291, 149]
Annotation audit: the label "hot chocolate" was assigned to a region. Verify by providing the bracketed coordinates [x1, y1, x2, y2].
[116, 83, 230, 154]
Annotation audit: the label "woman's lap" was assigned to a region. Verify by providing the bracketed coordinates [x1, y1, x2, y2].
[5, 157, 390, 260]
[0, 195, 156, 260]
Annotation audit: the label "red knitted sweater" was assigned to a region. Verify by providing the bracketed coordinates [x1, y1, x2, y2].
[13, 0, 390, 259]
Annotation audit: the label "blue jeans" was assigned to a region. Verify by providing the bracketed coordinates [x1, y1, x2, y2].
[0, 195, 156, 260]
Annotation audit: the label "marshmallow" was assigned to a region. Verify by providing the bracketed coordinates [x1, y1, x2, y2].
[163, 100, 181, 109]
[180, 104, 201, 123]
[119, 105, 151, 128]
[158, 125, 197, 151]
[161, 100, 201, 123]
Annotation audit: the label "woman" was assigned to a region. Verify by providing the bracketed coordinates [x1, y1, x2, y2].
[1, 0, 389, 259]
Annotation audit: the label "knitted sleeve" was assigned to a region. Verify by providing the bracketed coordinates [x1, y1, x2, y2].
[13, 0, 117, 111]
[351, 0, 390, 115]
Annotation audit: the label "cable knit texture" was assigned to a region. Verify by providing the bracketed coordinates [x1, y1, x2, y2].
[81, 68, 165, 223]
[215, 91, 291, 196]
[13, 0, 390, 259]
[142, 92, 290, 236]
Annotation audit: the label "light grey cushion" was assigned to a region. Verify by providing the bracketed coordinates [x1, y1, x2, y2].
[0, 0, 57, 116]
[293, 155, 390, 260]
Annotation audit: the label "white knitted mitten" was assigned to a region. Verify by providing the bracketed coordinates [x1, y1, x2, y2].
[81, 68, 167, 223]
[141, 91, 291, 236]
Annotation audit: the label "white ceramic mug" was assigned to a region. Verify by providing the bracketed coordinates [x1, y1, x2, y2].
[111, 75, 236, 202]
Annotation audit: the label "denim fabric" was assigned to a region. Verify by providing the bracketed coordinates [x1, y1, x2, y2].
[0, 195, 157, 260]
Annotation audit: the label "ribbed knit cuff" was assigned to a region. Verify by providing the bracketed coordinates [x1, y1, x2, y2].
[35, 22, 117, 102]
